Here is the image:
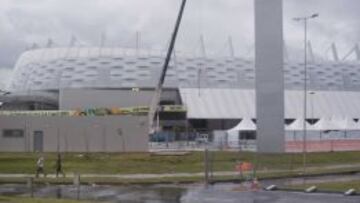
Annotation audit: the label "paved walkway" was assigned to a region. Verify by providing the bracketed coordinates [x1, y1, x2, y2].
[0, 163, 359, 179]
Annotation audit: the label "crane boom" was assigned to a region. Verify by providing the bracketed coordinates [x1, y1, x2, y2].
[148, 0, 187, 134]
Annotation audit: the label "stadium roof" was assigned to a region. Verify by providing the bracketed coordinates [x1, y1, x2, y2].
[9, 47, 360, 92]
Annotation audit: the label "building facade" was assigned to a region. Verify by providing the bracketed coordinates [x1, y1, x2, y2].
[1, 47, 360, 152]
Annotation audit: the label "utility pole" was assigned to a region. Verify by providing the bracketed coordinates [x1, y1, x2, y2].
[57, 127, 60, 153]
[204, 147, 209, 188]
[102, 125, 107, 152]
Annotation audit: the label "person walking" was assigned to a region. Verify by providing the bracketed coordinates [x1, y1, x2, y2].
[55, 153, 65, 178]
[35, 156, 46, 178]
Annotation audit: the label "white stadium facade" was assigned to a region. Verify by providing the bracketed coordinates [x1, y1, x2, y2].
[1, 45, 360, 152]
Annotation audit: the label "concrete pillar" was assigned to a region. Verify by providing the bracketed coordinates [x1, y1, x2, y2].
[254, 0, 285, 153]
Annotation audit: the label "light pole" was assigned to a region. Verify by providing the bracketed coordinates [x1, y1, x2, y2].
[309, 91, 316, 141]
[293, 13, 319, 176]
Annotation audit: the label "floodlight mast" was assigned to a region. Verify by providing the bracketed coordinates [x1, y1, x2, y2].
[148, 0, 187, 134]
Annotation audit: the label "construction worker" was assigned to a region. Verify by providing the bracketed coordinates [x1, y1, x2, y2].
[35, 156, 46, 178]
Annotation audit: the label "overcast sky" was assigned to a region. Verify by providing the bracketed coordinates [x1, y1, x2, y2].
[0, 0, 359, 85]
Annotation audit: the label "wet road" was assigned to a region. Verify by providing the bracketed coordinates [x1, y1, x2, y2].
[0, 183, 359, 203]
[182, 189, 359, 203]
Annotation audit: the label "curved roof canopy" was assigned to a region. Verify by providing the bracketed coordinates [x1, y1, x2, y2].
[180, 88, 360, 120]
[9, 47, 360, 92]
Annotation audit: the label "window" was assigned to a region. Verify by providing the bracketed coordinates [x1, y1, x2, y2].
[3, 129, 24, 138]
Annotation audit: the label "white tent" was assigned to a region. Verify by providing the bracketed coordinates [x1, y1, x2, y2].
[354, 120, 360, 130]
[226, 118, 256, 148]
[227, 118, 256, 132]
[333, 118, 360, 130]
[285, 118, 316, 131]
[311, 118, 341, 130]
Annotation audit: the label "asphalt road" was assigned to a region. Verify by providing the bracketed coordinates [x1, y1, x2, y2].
[182, 189, 360, 203]
[0, 183, 359, 203]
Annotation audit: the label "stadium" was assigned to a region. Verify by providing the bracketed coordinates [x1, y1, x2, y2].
[1, 45, 360, 152]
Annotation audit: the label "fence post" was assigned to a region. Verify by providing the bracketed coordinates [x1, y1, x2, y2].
[27, 177, 34, 198]
[204, 147, 209, 188]
[73, 173, 81, 200]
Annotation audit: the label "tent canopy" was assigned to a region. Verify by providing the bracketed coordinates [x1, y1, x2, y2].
[227, 118, 256, 132]
[286, 118, 360, 131]
[285, 118, 317, 131]
[332, 118, 360, 130]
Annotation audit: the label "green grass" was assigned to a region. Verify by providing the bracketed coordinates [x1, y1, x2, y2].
[285, 180, 360, 192]
[315, 180, 360, 191]
[0, 151, 358, 175]
[0, 195, 95, 203]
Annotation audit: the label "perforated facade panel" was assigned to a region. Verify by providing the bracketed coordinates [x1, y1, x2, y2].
[9, 48, 360, 92]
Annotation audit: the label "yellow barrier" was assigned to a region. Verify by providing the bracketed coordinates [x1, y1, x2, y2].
[0, 105, 186, 117]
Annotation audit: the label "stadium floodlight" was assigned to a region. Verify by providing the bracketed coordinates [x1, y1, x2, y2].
[293, 13, 319, 181]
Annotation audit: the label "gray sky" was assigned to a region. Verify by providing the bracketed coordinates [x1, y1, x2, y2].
[0, 0, 359, 74]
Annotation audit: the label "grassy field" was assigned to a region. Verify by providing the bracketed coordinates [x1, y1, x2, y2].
[0, 151, 359, 175]
[314, 180, 360, 191]
[0, 195, 95, 203]
[285, 180, 360, 192]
